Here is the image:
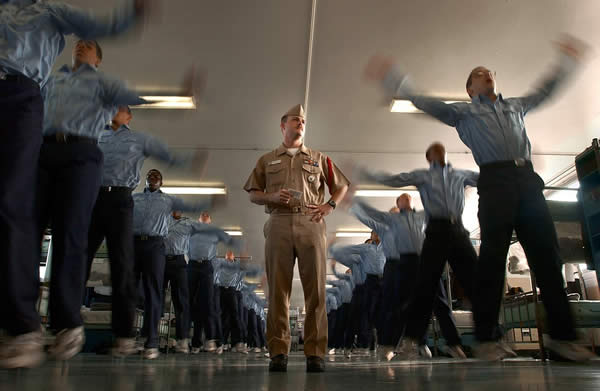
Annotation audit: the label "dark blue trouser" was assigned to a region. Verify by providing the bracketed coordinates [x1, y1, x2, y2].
[213, 285, 223, 345]
[238, 292, 248, 343]
[327, 310, 337, 349]
[164, 255, 190, 340]
[87, 188, 136, 338]
[220, 287, 242, 345]
[188, 260, 217, 347]
[365, 274, 383, 346]
[475, 164, 576, 342]
[332, 303, 350, 349]
[345, 283, 371, 349]
[0, 74, 43, 336]
[134, 237, 166, 348]
[379, 255, 421, 347]
[247, 309, 261, 348]
[257, 316, 266, 348]
[38, 142, 103, 332]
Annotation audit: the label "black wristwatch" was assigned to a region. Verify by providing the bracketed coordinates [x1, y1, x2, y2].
[327, 199, 337, 209]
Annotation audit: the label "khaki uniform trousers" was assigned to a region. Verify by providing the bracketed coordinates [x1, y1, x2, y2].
[264, 213, 327, 358]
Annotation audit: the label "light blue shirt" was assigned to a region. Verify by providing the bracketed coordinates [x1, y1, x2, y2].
[326, 287, 341, 311]
[132, 189, 210, 237]
[99, 125, 191, 188]
[0, 0, 138, 86]
[329, 245, 367, 286]
[164, 217, 211, 257]
[329, 278, 352, 304]
[330, 242, 385, 277]
[382, 54, 578, 166]
[362, 162, 478, 221]
[326, 293, 336, 314]
[350, 200, 425, 258]
[188, 225, 234, 261]
[42, 64, 146, 139]
[214, 259, 241, 288]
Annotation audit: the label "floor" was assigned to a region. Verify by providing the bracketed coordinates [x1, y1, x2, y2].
[1, 353, 600, 391]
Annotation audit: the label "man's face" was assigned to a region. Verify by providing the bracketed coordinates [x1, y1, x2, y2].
[112, 107, 132, 129]
[199, 212, 211, 224]
[467, 66, 496, 98]
[280, 116, 305, 141]
[370, 231, 380, 244]
[426, 143, 446, 165]
[72, 40, 101, 68]
[396, 194, 412, 210]
[146, 170, 163, 191]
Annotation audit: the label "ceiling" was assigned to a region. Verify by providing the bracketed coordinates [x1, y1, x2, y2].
[58, 0, 600, 309]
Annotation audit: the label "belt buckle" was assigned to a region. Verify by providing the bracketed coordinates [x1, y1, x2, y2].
[140, 235, 148, 241]
[55, 132, 67, 143]
[107, 186, 113, 192]
[514, 158, 525, 167]
[292, 206, 301, 213]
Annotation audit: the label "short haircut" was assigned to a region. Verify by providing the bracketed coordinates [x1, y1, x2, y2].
[147, 168, 162, 178]
[425, 142, 444, 161]
[76, 39, 103, 60]
[280, 115, 289, 124]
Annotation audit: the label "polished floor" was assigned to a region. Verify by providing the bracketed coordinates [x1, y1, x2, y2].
[1, 352, 600, 391]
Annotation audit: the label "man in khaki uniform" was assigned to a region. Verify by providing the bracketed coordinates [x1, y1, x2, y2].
[244, 104, 349, 373]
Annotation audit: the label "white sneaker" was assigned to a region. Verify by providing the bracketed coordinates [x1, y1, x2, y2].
[143, 348, 160, 360]
[264, 352, 270, 358]
[112, 338, 136, 357]
[378, 345, 396, 362]
[231, 342, 248, 354]
[205, 340, 217, 353]
[473, 341, 508, 362]
[446, 345, 467, 359]
[0, 331, 45, 369]
[418, 345, 432, 359]
[191, 347, 201, 354]
[175, 339, 190, 354]
[544, 336, 596, 362]
[215, 345, 224, 355]
[327, 348, 336, 355]
[49, 326, 85, 361]
[253, 347, 262, 353]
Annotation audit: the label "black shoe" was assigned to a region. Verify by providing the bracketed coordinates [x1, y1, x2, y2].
[269, 354, 288, 372]
[306, 356, 325, 373]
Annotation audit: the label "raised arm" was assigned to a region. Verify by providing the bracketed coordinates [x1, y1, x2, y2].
[141, 134, 191, 168]
[365, 56, 465, 127]
[170, 196, 212, 214]
[348, 200, 390, 235]
[462, 169, 480, 187]
[329, 245, 363, 268]
[361, 167, 426, 188]
[48, 0, 145, 40]
[517, 52, 580, 115]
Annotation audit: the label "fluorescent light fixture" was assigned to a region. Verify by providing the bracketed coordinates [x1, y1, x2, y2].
[355, 189, 420, 198]
[161, 187, 226, 195]
[546, 181, 579, 203]
[135, 96, 196, 110]
[336, 231, 371, 238]
[225, 230, 243, 236]
[390, 99, 465, 113]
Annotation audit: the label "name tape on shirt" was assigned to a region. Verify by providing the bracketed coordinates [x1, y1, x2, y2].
[269, 160, 281, 165]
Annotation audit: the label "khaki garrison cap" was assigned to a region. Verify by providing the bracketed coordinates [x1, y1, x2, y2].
[283, 104, 305, 118]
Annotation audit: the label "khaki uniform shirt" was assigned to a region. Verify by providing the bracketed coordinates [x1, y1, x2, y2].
[244, 144, 350, 214]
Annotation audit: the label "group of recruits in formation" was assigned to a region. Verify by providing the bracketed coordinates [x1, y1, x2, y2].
[0, 0, 598, 374]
